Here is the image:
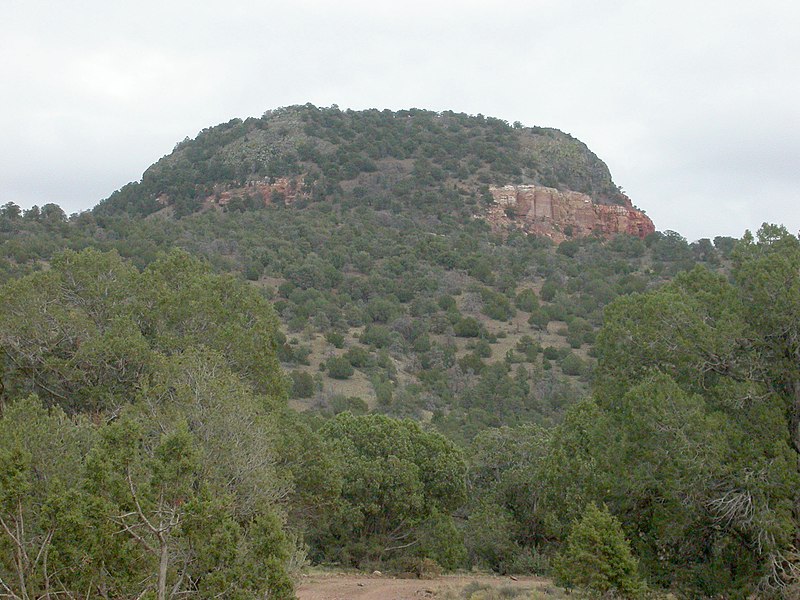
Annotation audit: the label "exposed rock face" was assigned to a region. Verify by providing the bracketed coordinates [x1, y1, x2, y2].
[211, 177, 306, 207]
[485, 184, 654, 242]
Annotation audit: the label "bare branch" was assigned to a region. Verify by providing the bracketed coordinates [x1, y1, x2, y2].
[111, 517, 156, 555]
[382, 539, 419, 553]
[126, 468, 159, 535]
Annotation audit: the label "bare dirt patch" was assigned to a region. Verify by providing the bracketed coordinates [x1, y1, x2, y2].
[296, 572, 553, 600]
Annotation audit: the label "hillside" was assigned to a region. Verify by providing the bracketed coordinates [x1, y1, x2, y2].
[95, 105, 632, 220]
[1, 106, 724, 435]
[3, 106, 794, 599]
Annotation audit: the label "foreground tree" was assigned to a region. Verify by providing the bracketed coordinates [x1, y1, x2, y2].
[0, 248, 288, 414]
[85, 414, 294, 599]
[733, 226, 800, 473]
[566, 226, 800, 597]
[0, 392, 296, 599]
[555, 503, 646, 599]
[0, 249, 297, 598]
[315, 413, 467, 567]
[465, 425, 552, 572]
[0, 397, 107, 598]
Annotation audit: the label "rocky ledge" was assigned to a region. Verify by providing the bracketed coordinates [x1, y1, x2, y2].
[206, 177, 307, 208]
[485, 184, 654, 243]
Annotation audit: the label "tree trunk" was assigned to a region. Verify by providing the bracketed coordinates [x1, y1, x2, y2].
[158, 535, 168, 600]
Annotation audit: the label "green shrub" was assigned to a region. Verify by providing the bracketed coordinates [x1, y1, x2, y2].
[478, 287, 514, 321]
[280, 342, 312, 366]
[544, 303, 567, 322]
[244, 260, 262, 281]
[388, 556, 443, 579]
[566, 332, 583, 349]
[366, 297, 402, 323]
[609, 234, 646, 258]
[344, 345, 373, 368]
[454, 317, 482, 338]
[329, 395, 368, 415]
[376, 350, 396, 376]
[326, 356, 354, 379]
[459, 352, 485, 374]
[415, 511, 466, 570]
[438, 294, 457, 311]
[464, 502, 519, 572]
[514, 288, 539, 312]
[528, 309, 550, 330]
[557, 240, 580, 257]
[360, 324, 394, 348]
[566, 317, 593, 349]
[515, 335, 540, 361]
[324, 330, 345, 348]
[289, 370, 315, 398]
[542, 346, 562, 360]
[560, 352, 588, 377]
[373, 376, 394, 406]
[555, 503, 646, 598]
[540, 280, 559, 302]
[446, 308, 463, 326]
[472, 339, 493, 358]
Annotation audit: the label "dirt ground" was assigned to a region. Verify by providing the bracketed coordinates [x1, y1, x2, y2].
[296, 572, 551, 600]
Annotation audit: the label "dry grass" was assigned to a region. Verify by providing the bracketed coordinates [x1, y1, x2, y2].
[434, 578, 570, 600]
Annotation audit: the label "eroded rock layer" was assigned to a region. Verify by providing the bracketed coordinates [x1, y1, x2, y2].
[486, 184, 654, 243]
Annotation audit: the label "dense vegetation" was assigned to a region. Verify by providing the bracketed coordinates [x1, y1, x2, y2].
[93, 105, 627, 219]
[1, 106, 798, 598]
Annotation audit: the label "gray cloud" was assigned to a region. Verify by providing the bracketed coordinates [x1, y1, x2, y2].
[2, 0, 798, 240]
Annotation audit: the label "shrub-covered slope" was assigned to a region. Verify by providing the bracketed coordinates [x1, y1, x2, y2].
[1, 105, 798, 598]
[95, 105, 627, 218]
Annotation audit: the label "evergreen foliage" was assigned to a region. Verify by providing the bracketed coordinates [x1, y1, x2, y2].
[313, 413, 467, 567]
[1, 104, 799, 598]
[555, 503, 646, 598]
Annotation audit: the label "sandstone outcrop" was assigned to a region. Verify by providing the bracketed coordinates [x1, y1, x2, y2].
[210, 177, 306, 208]
[485, 184, 654, 242]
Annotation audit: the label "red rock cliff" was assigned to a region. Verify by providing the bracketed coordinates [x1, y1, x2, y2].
[209, 177, 307, 208]
[485, 184, 654, 242]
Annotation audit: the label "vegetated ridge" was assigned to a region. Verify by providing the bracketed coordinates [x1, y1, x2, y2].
[0, 105, 726, 434]
[2, 104, 795, 600]
[86, 106, 666, 420]
[95, 104, 651, 241]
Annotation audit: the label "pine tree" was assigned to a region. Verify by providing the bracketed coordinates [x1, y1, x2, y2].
[556, 503, 646, 598]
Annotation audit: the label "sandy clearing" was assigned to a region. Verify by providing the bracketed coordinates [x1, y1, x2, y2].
[296, 573, 549, 600]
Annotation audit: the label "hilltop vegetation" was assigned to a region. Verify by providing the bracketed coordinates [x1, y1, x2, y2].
[95, 105, 627, 218]
[1, 106, 798, 598]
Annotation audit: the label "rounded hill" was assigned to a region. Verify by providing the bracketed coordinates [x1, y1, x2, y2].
[95, 105, 628, 218]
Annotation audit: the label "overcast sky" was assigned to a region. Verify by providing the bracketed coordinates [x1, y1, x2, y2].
[2, 0, 798, 241]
